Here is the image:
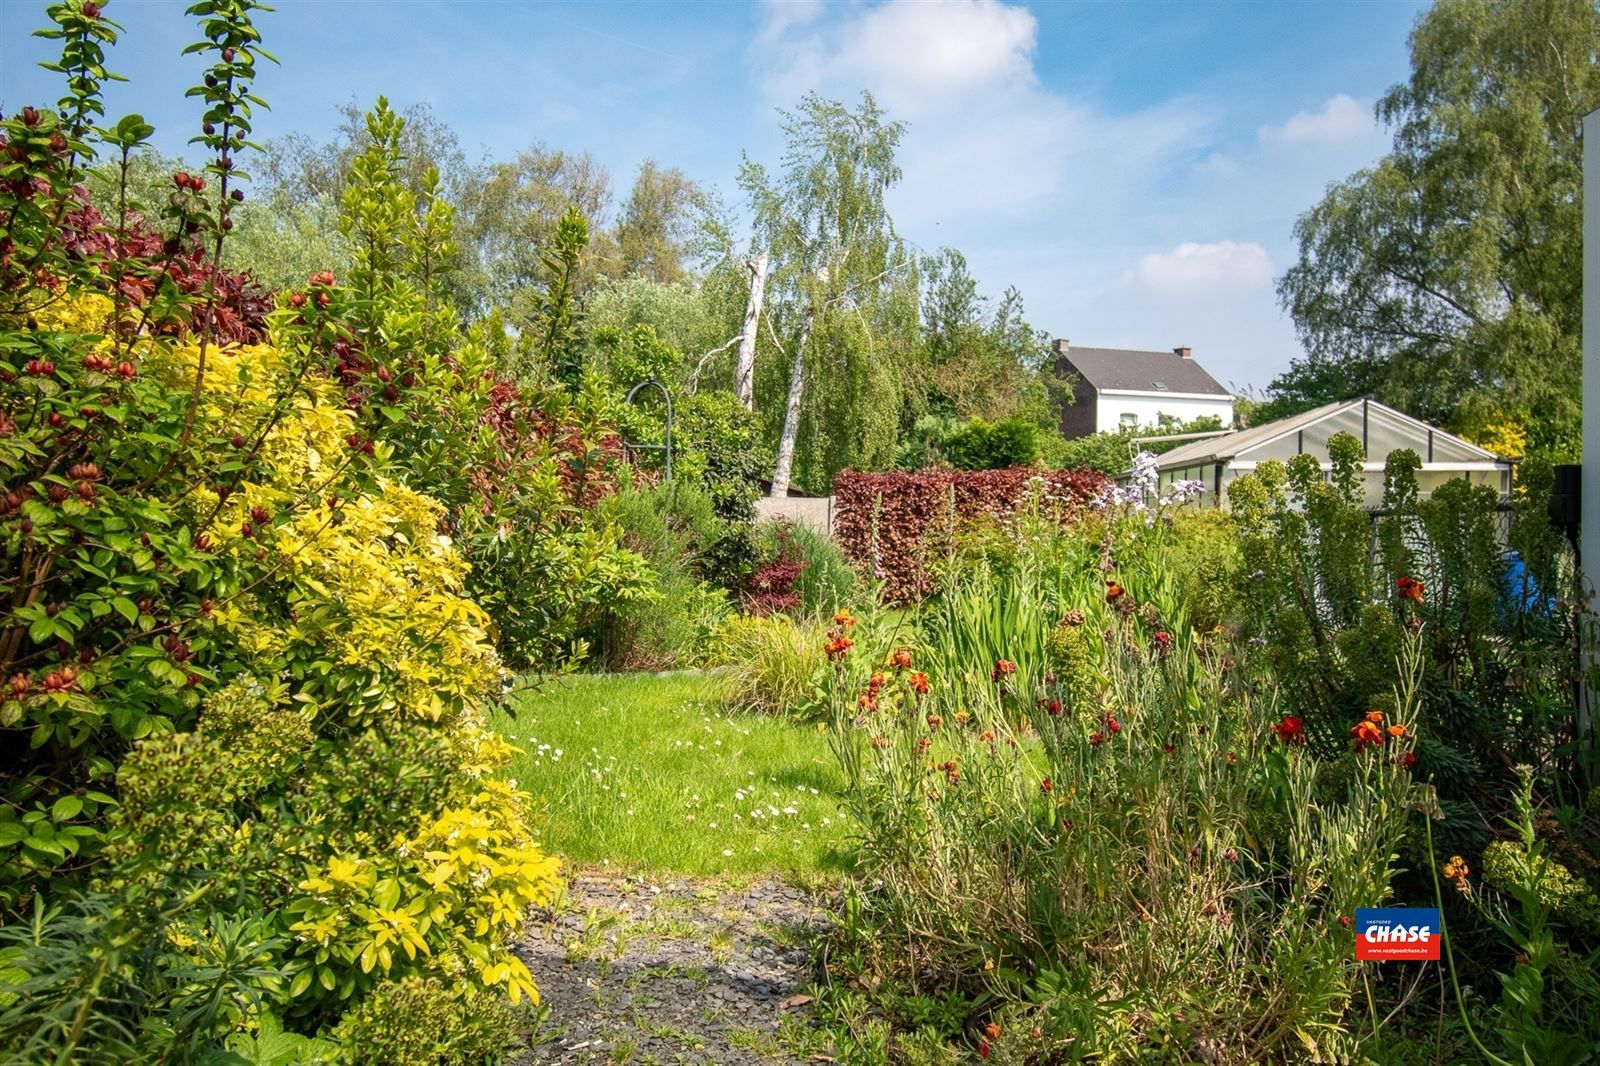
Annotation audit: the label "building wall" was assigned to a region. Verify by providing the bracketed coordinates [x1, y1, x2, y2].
[1056, 361, 1098, 439]
[1092, 392, 1234, 435]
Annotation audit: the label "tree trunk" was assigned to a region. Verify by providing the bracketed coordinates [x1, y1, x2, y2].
[735, 255, 766, 411]
[769, 303, 813, 498]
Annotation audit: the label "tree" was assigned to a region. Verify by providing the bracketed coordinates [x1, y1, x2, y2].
[614, 159, 705, 284]
[918, 248, 1063, 430]
[1274, 0, 1599, 461]
[461, 145, 615, 320]
[740, 92, 920, 496]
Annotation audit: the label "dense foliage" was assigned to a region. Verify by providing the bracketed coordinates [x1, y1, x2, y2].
[0, 4, 625, 1059]
[831, 467, 1108, 603]
[808, 453, 1595, 1061]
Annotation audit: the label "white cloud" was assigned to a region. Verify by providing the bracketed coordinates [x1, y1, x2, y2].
[1130, 240, 1274, 292]
[1194, 151, 1240, 177]
[757, 0, 823, 48]
[816, 0, 1038, 113]
[1259, 94, 1374, 145]
[752, 0, 1214, 224]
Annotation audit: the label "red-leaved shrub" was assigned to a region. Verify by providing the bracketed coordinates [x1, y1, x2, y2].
[832, 467, 1109, 602]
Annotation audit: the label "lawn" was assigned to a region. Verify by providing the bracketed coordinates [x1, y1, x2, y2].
[493, 671, 851, 878]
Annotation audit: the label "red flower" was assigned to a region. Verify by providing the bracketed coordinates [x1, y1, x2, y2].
[868, 672, 886, 691]
[1272, 715, 1307, 746]
[1103, 713, 1121, 735]
[1397, 576, 1424, 604]
[1089, 731, 1106, 747]
[1044, 698, 1063, 716]
[927, 715, 943, 730]
[1162, 742, 1175, 754]
[907, 671, 930, 694]
[991, 659, 1017, 682]
[978, 1038, 990, 1059]
[1039, 778, 1053, 794]
[1402, 751, 1417, 767]
[824, 632, 854, 661]
[979, 730, 995, 742]
[1105, 579, 1125, 602]
[1152, 630, 1173, 652]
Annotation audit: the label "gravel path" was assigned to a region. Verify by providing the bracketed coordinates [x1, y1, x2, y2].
[515, 873, 834, 1065]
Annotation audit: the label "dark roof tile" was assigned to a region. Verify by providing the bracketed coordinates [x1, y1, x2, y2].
[1054, 343, 1230, 397]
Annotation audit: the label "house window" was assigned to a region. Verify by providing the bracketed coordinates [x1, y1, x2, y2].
[1119, 413, 1138, 429]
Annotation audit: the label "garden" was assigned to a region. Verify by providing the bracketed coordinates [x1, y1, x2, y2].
[2, 0, 1599, 1063]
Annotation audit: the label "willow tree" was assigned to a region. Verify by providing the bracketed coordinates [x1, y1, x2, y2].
[740, 93, 920, 496]
[1274, 0, 1600, 461]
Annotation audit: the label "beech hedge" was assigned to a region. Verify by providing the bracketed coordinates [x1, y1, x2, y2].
[832, 467, 1109, 602]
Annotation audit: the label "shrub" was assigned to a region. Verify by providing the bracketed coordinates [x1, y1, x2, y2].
[0, 11, 561, 1060]
[750, 520, 859, 619]
[832, 467, 1107, 603]
[325, 99, 647, 672]
[713, 613, 825, 717]
[938, 416, 1041, 470]
[601, 479, 732, 670]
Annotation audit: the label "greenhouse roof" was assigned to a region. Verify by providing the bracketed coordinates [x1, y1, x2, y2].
[1152, 397, 1508, 471]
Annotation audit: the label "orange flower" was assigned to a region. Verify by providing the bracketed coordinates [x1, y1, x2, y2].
[1397, 576, 1424, 603]
[1386, 723, 1407, 739]
[907, 671, 930, 695]
[984, 1023, 1003, 1039]
[1442, 855, 1469, 881]
[858, 691, 879, 711]
[1351, 718, 1384, 751]
[1105, 579, 1125, 602]
[833, 608, 857, 627]
[1365, 710, 1384, 724]
[888, 646, 913, 670]
[991, 659, 1017, 682]
[824, 633, 854, 661]
[979, 730, 996, 742]
[868, 672, 886, 691]
[926, 714, 943, 730]
[870, 735, 891, 749]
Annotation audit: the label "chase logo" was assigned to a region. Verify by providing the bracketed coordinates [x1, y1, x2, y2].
[1355, 908, 1440, 960]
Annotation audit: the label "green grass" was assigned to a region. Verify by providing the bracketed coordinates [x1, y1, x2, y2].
[493, 671, 850, 877]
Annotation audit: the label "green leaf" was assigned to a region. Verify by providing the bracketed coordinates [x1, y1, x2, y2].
[112, 596, 139, 623]
[51, 795, 83, 822]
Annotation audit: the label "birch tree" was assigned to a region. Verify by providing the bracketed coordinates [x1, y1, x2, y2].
[739, 93, 918, 497]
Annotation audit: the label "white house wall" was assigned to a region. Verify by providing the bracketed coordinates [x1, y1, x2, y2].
[1093, 390, 1234, 434]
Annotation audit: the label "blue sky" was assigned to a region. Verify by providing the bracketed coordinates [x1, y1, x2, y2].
[1, 0, 1427, 391]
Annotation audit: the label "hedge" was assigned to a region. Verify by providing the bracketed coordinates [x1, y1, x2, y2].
[832, 467, 1110, 602]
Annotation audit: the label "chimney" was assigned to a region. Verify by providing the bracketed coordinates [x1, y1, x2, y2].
[1174, 346, 1192, 359]
[1055, 338, 1071, 355]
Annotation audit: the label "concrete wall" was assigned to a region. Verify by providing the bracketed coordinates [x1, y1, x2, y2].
[754, 495, 834, 534]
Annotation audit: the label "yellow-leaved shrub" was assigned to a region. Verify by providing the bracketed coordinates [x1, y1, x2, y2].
[90, 331, 561, 1048]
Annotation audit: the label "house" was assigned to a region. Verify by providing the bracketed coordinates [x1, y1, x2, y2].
[1148, 396, 1513, 507]
[1053, 340, 1234, 438]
